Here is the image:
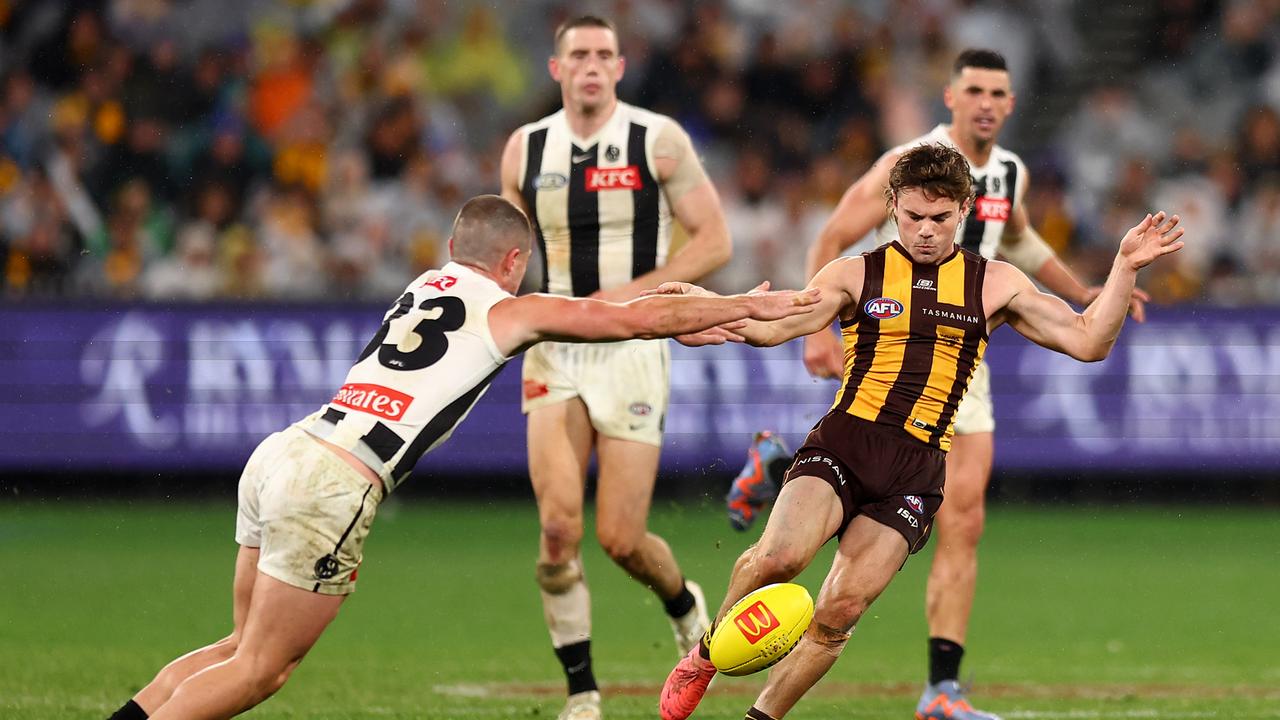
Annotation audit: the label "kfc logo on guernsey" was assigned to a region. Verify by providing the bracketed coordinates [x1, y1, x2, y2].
[865, 297, 904, 320]
[975, 197, 1011, 222]
[421, 275, 458, 291]
[331, 383, 413, 421]
[585, 166, 642, 191]
[733, 600, 781, 644]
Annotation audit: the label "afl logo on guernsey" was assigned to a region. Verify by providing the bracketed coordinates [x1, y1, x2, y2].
[534, 172, 568, 190]
[865, 297, 904, 320]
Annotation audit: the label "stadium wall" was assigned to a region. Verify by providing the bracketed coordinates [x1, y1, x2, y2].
[2, 302, 1277, 500]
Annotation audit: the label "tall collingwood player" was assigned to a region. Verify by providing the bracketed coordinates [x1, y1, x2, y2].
[796, 49, 1150, 720]
[499, 15, 731, 720]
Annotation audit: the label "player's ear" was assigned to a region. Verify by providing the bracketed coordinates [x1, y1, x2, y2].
[503, 246, 522, 275]
[548, 55, 561, 82]
[448, 236, 455, 259]
[616, 54, 626, 81]
[943, 82, 955, 111]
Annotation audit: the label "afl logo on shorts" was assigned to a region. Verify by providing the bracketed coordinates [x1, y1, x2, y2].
[865, 297, 904, 320]
[905, 495, 925, 515]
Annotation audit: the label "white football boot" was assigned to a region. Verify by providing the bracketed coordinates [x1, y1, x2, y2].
[558, 690, 601, 720]
[669, 580, 710, 656]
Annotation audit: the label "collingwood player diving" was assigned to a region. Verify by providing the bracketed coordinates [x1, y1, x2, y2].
[101, 195, 818, 720]
[499, 15, 732, 720]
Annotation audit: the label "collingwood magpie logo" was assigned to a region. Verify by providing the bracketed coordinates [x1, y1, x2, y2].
[605, 144, 620, 162]
[314, 554, 340, 580]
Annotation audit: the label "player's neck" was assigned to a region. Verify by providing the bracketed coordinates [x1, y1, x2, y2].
[455, 260, 510, 292]
[564, 96, 619, 142]
[946, 125, 995, 166]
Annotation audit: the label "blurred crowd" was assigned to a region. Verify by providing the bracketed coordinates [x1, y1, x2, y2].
[1, 0, 1278, 304]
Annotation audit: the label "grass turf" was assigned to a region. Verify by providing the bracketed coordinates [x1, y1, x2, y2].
[1, 498, 1277, 718]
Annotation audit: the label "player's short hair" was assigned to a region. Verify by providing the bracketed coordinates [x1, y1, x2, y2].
[450, 195, 532, 268]
[952, 48, 1008, 77]
[887, 144, 974, 207]
[554, 15, 618, 55]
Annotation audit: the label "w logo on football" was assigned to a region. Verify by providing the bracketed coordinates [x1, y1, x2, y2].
[733, 600, 780, 644]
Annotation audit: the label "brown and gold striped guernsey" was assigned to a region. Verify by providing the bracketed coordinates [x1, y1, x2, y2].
[832, 242, 988, 450]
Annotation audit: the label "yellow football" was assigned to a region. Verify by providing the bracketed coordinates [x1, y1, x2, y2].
[708, 582, 814, 676]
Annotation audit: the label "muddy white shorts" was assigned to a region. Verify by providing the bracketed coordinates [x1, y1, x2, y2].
[235, 426, 383, 595]
[521, 339, 670, 446]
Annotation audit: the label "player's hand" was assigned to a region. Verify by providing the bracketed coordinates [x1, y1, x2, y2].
[747, 287, 822, 321]
[673, 323, 748, 347]
[802, 326, 844, 379]
[640, 281, 718, 298]
[1119, 211, 1185, 272]
[1082, 285, 1151, 323]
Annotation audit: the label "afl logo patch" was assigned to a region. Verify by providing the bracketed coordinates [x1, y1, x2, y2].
[864, 297, 904, 319]
[534, 172, 568, 190]
[905, 495, 925, 514]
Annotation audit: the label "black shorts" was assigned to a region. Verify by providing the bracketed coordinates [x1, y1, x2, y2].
[782, 411, 945, 554]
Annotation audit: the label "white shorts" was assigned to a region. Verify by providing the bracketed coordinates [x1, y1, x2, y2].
[235, 426, 384, 595]
[521, 339, 670, 447]
[952, 361, 995, 436]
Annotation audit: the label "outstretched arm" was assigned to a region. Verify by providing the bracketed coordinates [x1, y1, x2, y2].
[645, 257, 862, 348]
[999, 201, 1150, 321]
[488, 287, 821, 357]
[996, 212, 1184, 362]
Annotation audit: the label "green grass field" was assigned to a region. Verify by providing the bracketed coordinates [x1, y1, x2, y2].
[2, 498, 1278, 718]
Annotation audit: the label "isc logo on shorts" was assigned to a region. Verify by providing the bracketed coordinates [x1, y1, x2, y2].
[864, 297, 904, 320]
[586, 166, 642, 191]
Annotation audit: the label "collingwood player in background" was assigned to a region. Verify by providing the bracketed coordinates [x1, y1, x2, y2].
[102, 195, 817, 720]
[499, 15, 731, 720]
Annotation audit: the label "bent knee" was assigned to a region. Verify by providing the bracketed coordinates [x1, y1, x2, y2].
[596, 527, 644, 565]
[938, 502, 986, 546]
[817, 590, 876, 630]
[540, 516, 584, 554]
[750, 547, 808, 581]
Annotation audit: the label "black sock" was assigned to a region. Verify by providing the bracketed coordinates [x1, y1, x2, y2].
[554, 639, 598, 695]
[664, 582, 696, 618]
[107, 699, 148, 720]
[746, 706, 778, 720]
[928, 637, 965, 685]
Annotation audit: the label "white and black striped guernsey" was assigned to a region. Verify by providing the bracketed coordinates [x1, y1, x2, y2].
[517, 101, 674, 296]
[876, 124, 1028, 260]
[300, 263, 511, 492]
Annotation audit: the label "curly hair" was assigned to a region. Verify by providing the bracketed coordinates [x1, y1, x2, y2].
[885, 143, 974, 208]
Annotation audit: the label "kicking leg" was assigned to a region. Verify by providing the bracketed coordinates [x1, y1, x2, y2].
[149, 573, 344, 720]
[659, 475, 843, 720]
[751, 515, 909, 718]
